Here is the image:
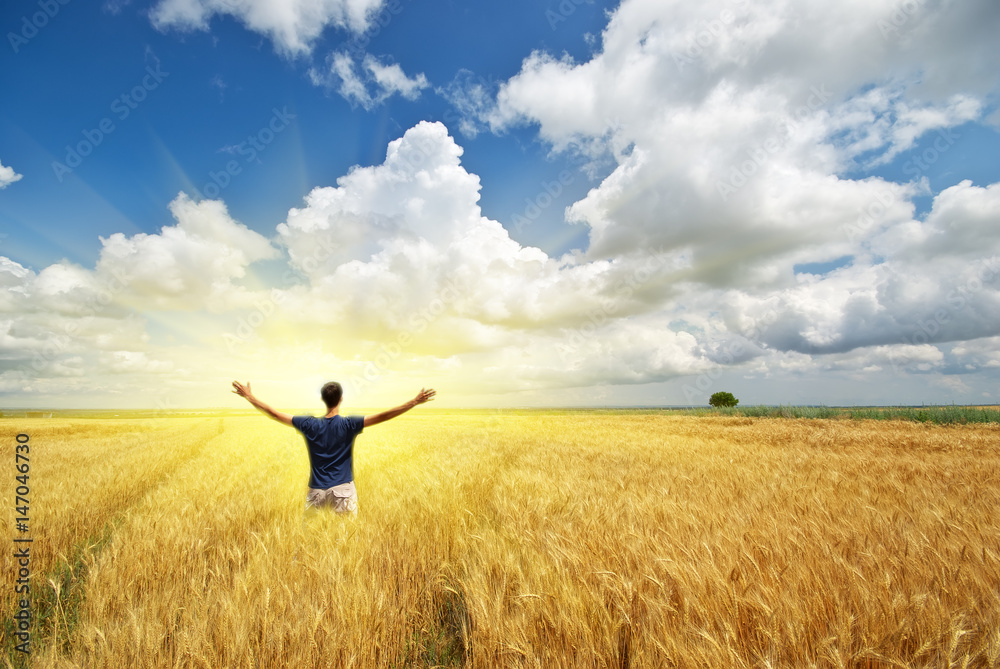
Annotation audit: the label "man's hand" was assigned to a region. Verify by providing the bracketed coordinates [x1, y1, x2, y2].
[231, 380, 293, 426]
[412, 388, 436, 406]
[232, 380, 254, 400]
[364, 388, 437, 428]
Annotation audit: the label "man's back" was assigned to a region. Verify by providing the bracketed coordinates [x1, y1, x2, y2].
[292, 414, 364, 489]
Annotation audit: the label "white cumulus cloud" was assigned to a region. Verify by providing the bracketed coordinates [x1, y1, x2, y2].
[270, 121, 711, 391]
[150, 0, 385, 55]
[96, 193, 279, 311]
[468, 0, 1000, 398]
[309, 52, 429, 108]
[0, 158, 23, 189]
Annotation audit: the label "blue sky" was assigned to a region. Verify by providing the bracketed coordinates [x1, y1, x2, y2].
[2, 0, 614, 266]
[2, 0, 1000, 409]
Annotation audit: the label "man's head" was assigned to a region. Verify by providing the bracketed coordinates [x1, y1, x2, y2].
[321, 381, 343, 409]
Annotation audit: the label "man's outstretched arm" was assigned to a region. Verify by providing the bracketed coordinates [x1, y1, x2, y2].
[363, 388, 436, 428]
[231, 381, 294, 427]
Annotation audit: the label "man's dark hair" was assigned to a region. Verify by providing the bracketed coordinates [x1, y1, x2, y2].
[321, 381, 343, 409]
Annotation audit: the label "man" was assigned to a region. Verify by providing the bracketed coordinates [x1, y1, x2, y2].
[231, 380, 436, 514]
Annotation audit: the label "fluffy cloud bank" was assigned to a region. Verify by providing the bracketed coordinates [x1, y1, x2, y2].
[96, 193, 278, 311]
[4, 115, 999, 406]
[0, 195, 278, 405]
[476, 0, 1000, 395]
[5, 0, 1000, 407]
[269, 121, 709, 392]
[1, 122, 718, 406]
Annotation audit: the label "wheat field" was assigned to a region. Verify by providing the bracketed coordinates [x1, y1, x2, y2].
[2, 412, 999, 668]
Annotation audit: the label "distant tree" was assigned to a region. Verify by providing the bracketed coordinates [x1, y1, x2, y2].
[709, 391, 739, 408]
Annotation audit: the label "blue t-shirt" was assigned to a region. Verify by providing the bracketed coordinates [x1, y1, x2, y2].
[291, 414, 365, 489]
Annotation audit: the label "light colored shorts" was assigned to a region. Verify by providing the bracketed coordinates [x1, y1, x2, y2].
[305, 481, 358, 515]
